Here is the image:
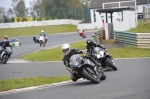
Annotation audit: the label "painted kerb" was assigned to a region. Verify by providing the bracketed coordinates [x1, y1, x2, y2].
[114, 31, 150, 48]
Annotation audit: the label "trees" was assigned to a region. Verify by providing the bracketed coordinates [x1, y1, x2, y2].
[0, 6, 5, 23]
[11, 0, 27, 17]
[1, 0, 90, 22]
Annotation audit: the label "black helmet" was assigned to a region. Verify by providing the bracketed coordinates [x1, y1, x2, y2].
[86, 39, 94, 46]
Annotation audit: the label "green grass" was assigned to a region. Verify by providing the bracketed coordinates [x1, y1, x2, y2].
[0, 24, 77, 38]
[21, 40, 87, 61]
[0, 76, 70, 91]
[108, 47, 150, 58]
[127, 22, 150, 33]
[20, 40, 150, 62]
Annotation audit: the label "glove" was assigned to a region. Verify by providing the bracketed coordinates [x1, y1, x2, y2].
[68, 68, 72, 73]
[67, 67, 72, 73]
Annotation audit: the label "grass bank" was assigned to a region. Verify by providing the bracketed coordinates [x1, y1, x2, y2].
[20, 40, 150, 61]
[20, 40, 87, 61]
[127, 22, 150, 33]
[0, 76, 70, 91]
[0, 24, 77, 38]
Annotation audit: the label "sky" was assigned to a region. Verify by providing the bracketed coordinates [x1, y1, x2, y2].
[0, 0, 34, 10]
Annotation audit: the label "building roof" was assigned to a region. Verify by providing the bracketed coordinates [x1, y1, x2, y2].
[97, 7, 133, 13]
[90, 0, 148, 9]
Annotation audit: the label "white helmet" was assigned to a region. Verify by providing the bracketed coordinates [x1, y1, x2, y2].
[41, 30, 44, 33]
[62, 43, 70, 55]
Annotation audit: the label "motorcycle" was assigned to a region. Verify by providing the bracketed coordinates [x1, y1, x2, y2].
[92, 47, 117, 71]
[77, 29, 86, 38]
[0, 41, 13, 64]
[69, 53, 106, 84]
[33, 36, 39, 44]
[39, 35, 46, 46]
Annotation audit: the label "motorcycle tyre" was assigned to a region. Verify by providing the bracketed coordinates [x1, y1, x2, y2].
[1, 54, 8, 64]
[39, 40, 43, 46]
[82, 68, 100, 84]
[105, 58, 117, 71]
[81, 34, 86, 38]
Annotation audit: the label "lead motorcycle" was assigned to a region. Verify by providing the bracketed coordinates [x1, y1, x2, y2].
[92, 47, 117, 71]
[69, 53, 106, 84]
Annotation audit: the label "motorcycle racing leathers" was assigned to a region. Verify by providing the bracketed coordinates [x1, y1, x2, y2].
[62, 48, 83, 82]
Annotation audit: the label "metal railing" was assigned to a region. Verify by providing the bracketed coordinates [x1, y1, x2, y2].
[114, 31, 150, 48]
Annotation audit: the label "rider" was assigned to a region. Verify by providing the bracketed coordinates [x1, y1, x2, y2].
[86, 39, 106, 55]
[2, 35, 8, 41]
[40, 30, 47, 45]
[0, 35, 12, 61]
[1, 35, 12, 48]
[62, 43, 84, 82]
[61, 43, 103, 82]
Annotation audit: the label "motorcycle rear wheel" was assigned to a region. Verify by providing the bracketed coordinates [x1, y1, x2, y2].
[81, 34, 86, 38]
[105, 58, 117, 71]
[82, 68, 100, 84]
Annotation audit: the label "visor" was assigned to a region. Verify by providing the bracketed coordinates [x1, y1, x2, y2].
[62, 48, 69, 53]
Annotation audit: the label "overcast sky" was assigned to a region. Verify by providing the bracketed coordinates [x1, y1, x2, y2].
[0, 0, 34, 10]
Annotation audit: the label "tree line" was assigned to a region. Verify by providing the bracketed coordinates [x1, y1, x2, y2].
[0, 0, 90, 23]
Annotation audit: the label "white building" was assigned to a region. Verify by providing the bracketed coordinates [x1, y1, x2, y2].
[78, 0, 150, 31]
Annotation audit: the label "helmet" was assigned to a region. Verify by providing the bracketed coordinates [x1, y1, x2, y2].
[62, 43, 70, 55]
[41, 30, 44, 33]
[86, 39, 94, 46]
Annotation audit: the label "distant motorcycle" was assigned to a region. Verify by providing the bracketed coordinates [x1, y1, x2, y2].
[92, 47, 117, 71]
[39, 35, 46, 46]
[0, 41, 12, 64]
[69, 53, 106, 84]
[77, 29, 86, 38]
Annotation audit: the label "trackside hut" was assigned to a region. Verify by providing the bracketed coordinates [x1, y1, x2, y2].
[90, 0, 149, 31]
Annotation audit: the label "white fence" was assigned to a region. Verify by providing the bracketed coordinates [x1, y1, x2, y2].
[0, 19, 82, 29]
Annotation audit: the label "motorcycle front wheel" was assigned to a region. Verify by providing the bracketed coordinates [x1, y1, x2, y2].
[105, 58, 117, 71]
[82, 67, 100, 84]
[1, 54, 8, 64]
[39, 40, 43, 46]
[81, 34, 86, 38]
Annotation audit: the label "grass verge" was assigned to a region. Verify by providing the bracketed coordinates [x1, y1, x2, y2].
[0, 24, 77, 38]
[0, 76, 70, 92]
[20, 40, 87, 61]
[20, 40, 150, 61]
[127, 22, 150, 33]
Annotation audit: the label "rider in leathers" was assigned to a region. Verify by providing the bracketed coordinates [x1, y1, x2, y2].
[86, 39, 106, 56]
[62, 43, 83, 82]
[62, 43, 103, 82]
